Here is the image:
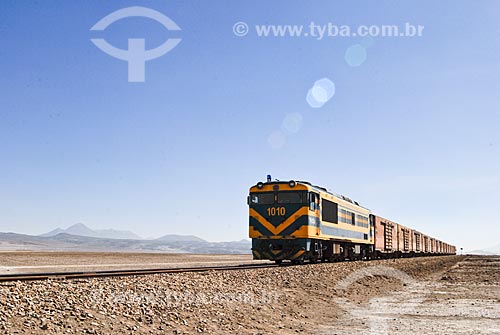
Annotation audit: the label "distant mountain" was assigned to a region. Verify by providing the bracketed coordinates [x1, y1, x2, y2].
[39, 223, 142, 240]
[65, 223, 98, 237]
[40, 228, 64, 237]
[94, 229, 142, 240]
[0, 232, 251, 254]
[465, 243, 500, 255]
[484, 243, 500, 254]
[466, 250, 498, 255]
[156, 234, 206, 243]
[5, 224, 250, 254]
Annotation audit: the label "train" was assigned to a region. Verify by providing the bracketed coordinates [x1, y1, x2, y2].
[248, 177, 456, 264]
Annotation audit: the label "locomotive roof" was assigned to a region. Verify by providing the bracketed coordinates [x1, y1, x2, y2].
[253, 180, 368, 209]
[297, 181, 367, 209]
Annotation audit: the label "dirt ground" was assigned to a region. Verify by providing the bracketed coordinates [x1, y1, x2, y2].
[0, 252, 259, 275]
[318, 255, 500, 334]
[1, 254, 486, 334]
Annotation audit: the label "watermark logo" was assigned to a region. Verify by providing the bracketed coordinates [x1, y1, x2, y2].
[330, 265, 428, 335]
[233, 21, 424, 39]
[89, 289, 280, 308]
[233, 22, 249, 37]
[90, 6, 182, 82]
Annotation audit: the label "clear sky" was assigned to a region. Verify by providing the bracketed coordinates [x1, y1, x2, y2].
[1, 0, 499, 250]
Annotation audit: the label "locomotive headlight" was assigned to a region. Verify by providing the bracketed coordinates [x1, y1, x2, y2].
[288, 180, 296, 188]
[257, 182, 264, 189]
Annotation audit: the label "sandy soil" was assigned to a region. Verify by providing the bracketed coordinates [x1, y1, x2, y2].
[318, 255, 500, 334]
[0, 252, 260, 275]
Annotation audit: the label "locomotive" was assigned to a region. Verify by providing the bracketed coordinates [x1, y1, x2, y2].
[248, 177, 455, 264]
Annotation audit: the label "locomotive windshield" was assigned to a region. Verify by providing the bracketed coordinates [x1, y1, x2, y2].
[277, 192, 305, 204]
[250, 193, 274, 205]
[250, 191, 307, 205]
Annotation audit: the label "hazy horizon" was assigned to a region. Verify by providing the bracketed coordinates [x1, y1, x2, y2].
[1, 221, 498, 252]
[1, 222, 250, 242]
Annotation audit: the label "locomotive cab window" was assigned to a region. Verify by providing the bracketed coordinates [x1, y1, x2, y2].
[277, 192, 306, 204]
[308, 192, 319, 210]
[249, 193, 274, 205]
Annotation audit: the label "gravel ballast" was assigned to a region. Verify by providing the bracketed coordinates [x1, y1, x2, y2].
[0, 256, 461, 334]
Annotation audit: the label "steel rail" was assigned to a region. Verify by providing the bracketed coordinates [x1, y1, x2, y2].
[0, 263, 279, 283]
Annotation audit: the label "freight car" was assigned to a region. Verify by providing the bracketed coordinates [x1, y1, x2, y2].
[372, 215, 455, 257]
[248, 178, 455, 264]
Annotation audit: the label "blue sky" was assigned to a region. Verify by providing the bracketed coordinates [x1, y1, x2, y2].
[0, 1, 499, 250]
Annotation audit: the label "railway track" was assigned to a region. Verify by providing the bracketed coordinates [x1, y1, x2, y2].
[0, 263, 278, 283]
